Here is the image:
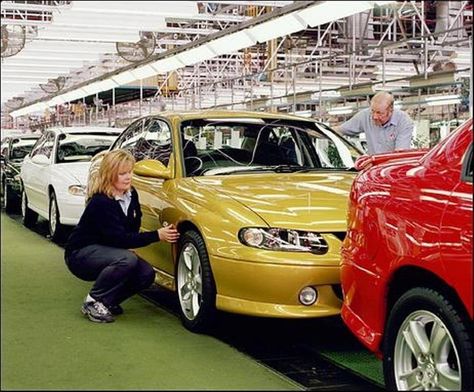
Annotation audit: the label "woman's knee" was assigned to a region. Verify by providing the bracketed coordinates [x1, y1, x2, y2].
[138, 261, 156, 288]
[115, 250, 139, 270]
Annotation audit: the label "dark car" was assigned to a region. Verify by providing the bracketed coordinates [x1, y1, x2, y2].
[341, 118, 473, 390]
[1, 134, 41, 212]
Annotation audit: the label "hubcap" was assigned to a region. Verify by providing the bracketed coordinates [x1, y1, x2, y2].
[177, 243, 202, 321]
[2, 182, 6, 209]
[394, 310, 461, 390]
[50, 198, 57, 235]
[21, 191, 26, 218]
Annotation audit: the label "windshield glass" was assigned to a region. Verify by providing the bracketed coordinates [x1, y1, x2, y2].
[180, 118, 362, 176]
[11, 138, 39, 161]
[57, 133, 117, 163]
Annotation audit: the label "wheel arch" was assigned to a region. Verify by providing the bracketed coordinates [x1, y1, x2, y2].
[176, 220, 202, 252]
[384, 266, 472, 347]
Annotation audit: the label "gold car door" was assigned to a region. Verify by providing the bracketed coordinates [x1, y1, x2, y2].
[129, 118, 176, 281]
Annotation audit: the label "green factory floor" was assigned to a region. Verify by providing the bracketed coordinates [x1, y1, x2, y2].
[1, 213, 301, 390]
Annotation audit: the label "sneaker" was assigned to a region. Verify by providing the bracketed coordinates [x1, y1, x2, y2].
[108, 304, 124, 316]
[81, 301, 115, 323]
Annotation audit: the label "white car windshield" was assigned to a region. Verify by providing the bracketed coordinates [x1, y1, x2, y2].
[57, 133, 118, 163]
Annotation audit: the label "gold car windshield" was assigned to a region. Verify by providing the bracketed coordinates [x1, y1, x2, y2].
[181, 119, 362, 176]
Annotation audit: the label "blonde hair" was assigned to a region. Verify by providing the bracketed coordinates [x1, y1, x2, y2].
[87, 149, 135, 199]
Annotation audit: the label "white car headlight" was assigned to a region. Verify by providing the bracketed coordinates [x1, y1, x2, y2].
[238, 227, 328, 254]
[68, 185, 86, 196]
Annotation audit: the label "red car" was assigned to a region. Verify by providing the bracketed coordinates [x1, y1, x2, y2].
[341, 119, 473, 390]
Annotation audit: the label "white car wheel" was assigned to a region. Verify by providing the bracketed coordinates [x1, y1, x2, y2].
[49, 191, 65, 242]
[21, 189, 38, 228]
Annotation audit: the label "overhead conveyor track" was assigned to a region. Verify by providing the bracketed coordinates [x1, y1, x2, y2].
[1, 1, 472, 130]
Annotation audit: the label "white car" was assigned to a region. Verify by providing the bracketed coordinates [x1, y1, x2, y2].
[20, 126, 122, 241]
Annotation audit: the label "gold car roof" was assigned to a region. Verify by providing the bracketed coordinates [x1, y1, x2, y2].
[149, 110, 316, 123]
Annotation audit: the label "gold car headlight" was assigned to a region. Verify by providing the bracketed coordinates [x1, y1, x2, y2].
[68, 185, 86, 196]
[238, 227, 328, 254]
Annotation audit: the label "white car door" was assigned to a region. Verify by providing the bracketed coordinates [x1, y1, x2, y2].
[21, 131, 56, 219]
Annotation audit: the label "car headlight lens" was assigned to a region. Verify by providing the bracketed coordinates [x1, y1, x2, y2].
[68, 185, 86, 196]
[238, 227, 328, 254]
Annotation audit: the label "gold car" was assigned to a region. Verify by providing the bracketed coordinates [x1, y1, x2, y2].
[103, 110, 362, 332]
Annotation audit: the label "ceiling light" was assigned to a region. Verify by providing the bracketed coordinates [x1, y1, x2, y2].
[49, 96, 65, 106]
[425, 95, 461, 106]
[57, 90, 86, 103]
[81, 82, 103, 96]
[69, 1, 198, 16]
[112, 71, 138, 86]
[248, 13, 307, 43]
[96, 79, 119, 91]
[130, 65, 158, 80]
[327, 106, 355, 115]
[374, 1, 396, 5]
[425, 94, 461, 102]
[208, 30, 256, 55]
[426, 98, 461, 106]
[151, 57, 185, 73]
[176, 45, 217, 66]
[297, 1, 373, 27]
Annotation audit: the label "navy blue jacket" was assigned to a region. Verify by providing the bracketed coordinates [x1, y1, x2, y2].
[65, 187, 159, 256]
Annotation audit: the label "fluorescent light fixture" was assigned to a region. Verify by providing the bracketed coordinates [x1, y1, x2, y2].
[374, 1, 396, 5]
[294, 110, 312, 118]
[176, 44, 217, 66]
[1, 62, 81, 69]
[96, 79, 119, 91]
[425, 95, 462, 106]
[151, 56, 185, 73]
[426, 98, 461, 106]
[297, 1, 373, 27]
[57, 89, 86, 102]
[248, 13, 307, 43]
[327, 106, 354, 115]
[1, 69, 70, 75]
[1, 80, 50, 84]
[14, 102, 49, 115]
[49, 96, 65, 106]
[81, 82, 103, 96]
[130, 65, 159, 80]
[310, 91, 341, 100]
[425, 94, 461, 102]
[112, 71, 137, 86]
[208, 30, 256, 55]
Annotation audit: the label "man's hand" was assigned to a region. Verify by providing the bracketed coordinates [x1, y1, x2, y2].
[158, 224, 180, 243]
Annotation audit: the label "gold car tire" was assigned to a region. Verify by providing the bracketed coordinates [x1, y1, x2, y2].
[383, 287, 473, 391]
[176, 230, 217, 333]
[21, 189, 38, 228]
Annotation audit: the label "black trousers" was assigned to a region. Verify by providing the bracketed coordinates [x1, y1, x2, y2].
[65, 244, 155, 307]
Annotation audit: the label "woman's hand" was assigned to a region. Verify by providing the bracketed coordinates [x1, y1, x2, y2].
[157, 224, 180, 243]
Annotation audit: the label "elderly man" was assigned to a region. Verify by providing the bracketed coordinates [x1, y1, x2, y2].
[339, 91, 414, 155]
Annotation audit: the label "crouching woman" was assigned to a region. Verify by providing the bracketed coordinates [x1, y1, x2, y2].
[64, 149, 179, 323]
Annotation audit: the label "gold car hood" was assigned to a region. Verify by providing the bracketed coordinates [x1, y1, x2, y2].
[193, 172, 354, 231]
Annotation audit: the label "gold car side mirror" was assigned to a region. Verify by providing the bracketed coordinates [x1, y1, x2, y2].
[133, 159, 172, 179]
